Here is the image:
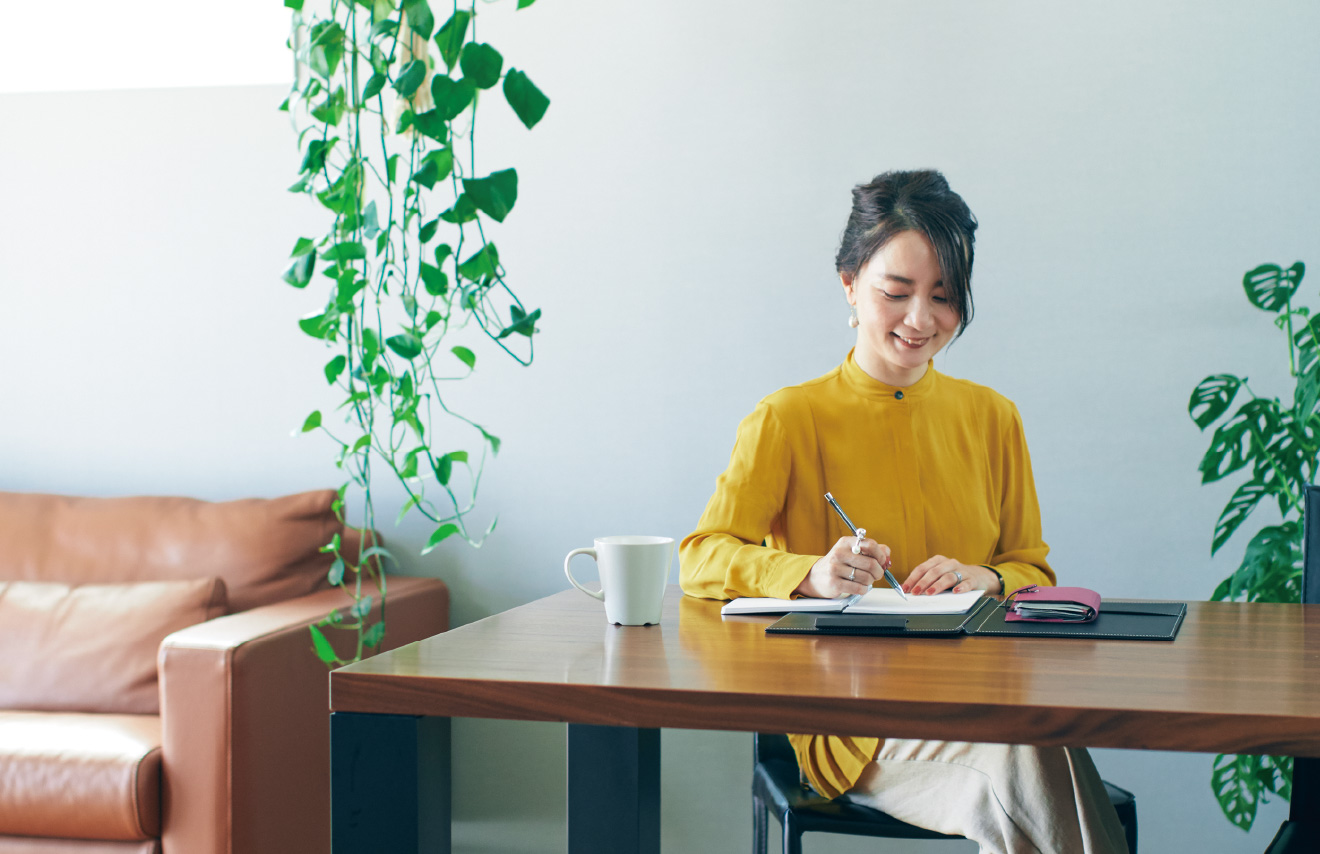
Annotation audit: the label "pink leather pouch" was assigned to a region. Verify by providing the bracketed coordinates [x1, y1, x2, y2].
[1003, 584, 1101, 623]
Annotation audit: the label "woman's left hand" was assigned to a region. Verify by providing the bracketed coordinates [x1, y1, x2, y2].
[903, 556, 996, 595]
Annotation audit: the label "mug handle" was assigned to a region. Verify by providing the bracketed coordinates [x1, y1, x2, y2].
[564, 548, 605, 601]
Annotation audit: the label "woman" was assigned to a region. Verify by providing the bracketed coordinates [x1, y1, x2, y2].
[679, 170, 1128, 854]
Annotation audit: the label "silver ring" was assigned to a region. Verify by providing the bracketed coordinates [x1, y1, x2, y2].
[952, 570, 963, 585]
[848, 568, 856, 582]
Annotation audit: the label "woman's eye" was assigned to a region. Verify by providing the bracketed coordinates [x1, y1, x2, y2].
[880, 290, 907, 301]
[933, 296, 948, 304]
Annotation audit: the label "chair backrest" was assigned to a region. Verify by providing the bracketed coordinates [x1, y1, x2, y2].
[1304, 485, 1320, 606]
[755, 732, 796, 764]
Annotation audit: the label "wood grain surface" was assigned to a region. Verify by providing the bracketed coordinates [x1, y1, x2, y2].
[331, 587, 1320, 757]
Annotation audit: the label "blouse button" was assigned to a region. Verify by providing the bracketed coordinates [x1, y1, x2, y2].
[894, 391, 905, 400]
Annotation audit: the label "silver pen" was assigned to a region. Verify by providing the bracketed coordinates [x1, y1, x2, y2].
[824, 492, 908, 600]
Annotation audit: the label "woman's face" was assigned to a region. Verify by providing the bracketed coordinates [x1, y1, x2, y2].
[843, 229, 960, 387]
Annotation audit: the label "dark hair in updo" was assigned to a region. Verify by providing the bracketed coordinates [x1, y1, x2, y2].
[835, 169, 978, 337]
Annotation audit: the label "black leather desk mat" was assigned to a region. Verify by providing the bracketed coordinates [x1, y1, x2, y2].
[968, 600, 1186, 641]
[765, 599, 1185, 641]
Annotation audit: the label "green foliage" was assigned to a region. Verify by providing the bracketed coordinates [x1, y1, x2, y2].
[285, 0, 546, 667]
[1211, 753, 1292, 832]
[460, 43, 503, 89]
[1190, 259, 1311, 830]
[431, 76, 476, 121]
[463, 169, 518, 222]
[452, 345, 476, 369]
[308, 624, 338, 665]
[435, 11, 471, 70]
[402, 0, 434, 39]
[503, 69, 549, 129]
[393, 59, 427, 97]
[283, 252, 316, 288]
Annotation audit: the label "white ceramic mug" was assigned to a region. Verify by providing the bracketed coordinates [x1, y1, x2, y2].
[564, 535, 673, 625]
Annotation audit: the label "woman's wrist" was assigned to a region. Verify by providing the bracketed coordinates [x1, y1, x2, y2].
[981, 565, 1004, 594]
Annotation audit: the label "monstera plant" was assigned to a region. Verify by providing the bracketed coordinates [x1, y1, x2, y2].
[281, 0, 548, 665]
[1188, 260, 1309, 831]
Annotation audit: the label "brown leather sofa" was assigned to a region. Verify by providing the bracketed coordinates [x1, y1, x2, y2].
[0, 489, 449, 854]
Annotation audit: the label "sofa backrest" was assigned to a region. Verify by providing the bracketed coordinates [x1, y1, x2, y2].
[0, 489, 362, 613]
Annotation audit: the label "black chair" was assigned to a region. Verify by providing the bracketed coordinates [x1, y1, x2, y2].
[1263, 487, 1320, 853]
[753, 732, 1138, 854]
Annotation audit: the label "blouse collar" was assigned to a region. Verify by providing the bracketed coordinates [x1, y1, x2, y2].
[840, 348, 940, 402]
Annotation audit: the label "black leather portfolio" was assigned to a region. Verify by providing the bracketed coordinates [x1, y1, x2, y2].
[766, 598, 1186, 641]
[970, 600, 1186, 641]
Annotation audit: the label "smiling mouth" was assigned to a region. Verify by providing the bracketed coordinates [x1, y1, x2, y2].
[892, 333, 932, 349]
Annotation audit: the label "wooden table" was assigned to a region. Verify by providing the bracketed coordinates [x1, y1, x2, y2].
[329, 587, 1320, 853]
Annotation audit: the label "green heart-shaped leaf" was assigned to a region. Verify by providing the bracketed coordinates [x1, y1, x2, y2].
[421, 523, 460, 554]
[503, 69, 549, 129]
[387, 332, 423, 360]
[431, 75, 475, 120]
[393, 59, 427, 97]
[460, 42, 503, 89]
[411, 109, 449, 142]
[283, 252, 316, 288]
[324, 355, 347, 384]
[463, 168, 517, 222]
[420, 262, 448, 296]
[497, 305, 540, 339]
[363, 71, 387, 100]
[434, 10, 471, 70]
[439, 195, 477, 224]
[452, 346, 475, 369]
[458, 242, 499, 281]
[308, 625, 338, 665]
[401, 0, 434, 39]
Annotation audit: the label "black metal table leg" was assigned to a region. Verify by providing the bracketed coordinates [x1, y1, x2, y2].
[331, 712, 451, 854]
[567, 724, 660, 854]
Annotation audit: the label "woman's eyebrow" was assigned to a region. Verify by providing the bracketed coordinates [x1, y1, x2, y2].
[881, 273, 944, 287]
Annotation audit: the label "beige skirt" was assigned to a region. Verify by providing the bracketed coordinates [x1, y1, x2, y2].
[841, 739, 1130, 854]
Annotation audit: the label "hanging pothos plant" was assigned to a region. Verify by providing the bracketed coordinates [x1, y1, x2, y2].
[281, 0, 548, 666]
[1188, 260, 1309, 832]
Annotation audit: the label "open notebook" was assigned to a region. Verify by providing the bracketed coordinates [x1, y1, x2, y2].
[720, 588, 984, 617]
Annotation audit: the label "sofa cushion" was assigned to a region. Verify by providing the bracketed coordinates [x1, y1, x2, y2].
[0, 711, 161, 841]
[0, 838, 158, 853]
[0, 579, 226, 714]
[0, 489, 359, 613]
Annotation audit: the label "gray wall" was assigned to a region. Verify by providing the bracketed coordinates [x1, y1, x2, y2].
[2, 1, 1315, 851]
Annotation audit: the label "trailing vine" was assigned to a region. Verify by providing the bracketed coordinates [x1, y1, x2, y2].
[281, 0, 547, 665]
[1189, 261, 1310, 831]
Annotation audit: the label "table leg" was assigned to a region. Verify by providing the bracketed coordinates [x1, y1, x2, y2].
[331, 711, 451, 854]
[567, 724, 660, 854]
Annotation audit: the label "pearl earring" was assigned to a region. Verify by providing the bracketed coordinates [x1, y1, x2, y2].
[848, 306, 859, 328]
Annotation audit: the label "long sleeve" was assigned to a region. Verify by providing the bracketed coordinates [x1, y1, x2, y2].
[985, 404, 1056, 594]
[679, 403, 818, 601]
[679, 355, 1057, 802]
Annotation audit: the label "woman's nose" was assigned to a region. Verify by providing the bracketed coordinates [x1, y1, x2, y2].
[904, 298, 934, 330]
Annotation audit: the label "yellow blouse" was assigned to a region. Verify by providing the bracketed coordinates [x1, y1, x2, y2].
[679, 351, 1055, 799]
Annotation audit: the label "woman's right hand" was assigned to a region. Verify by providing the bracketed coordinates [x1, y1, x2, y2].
[794, 537, 892, 599]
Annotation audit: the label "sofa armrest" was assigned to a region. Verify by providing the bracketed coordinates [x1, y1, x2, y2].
[158, 574, 448, 854]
